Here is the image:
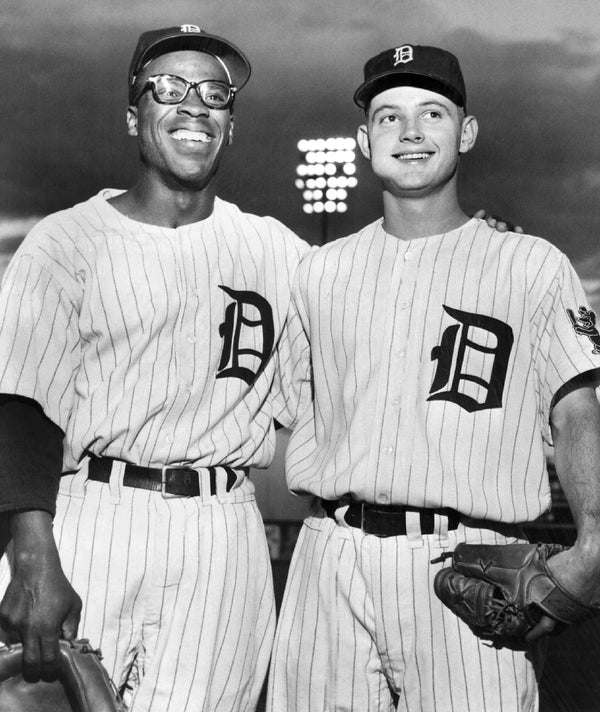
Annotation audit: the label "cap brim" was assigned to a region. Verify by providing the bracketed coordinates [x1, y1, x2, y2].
[354, 71, 464, 110]
[134, 32, 251, 90]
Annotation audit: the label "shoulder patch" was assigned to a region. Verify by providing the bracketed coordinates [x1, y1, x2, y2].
[567, 306, 600, 354]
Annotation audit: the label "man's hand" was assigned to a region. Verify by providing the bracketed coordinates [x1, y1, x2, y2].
[525, 542, 600, 643]
[0, 511, 81, 681]
[472, 209, 524, 234]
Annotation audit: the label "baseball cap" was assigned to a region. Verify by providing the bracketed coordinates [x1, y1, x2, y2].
[353, 44, 466, 111]
[128, 24, 251, 103]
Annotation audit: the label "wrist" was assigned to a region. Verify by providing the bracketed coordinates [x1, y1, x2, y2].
[572, 534, 600, 565]
[10, 510, 58, 565]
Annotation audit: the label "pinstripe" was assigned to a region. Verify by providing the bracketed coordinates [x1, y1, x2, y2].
[410, 232, 445, 505]
[208, 507, 243, 698]
[0, 189, 307, 470]
[112, 498, 147, 679]
[270, 217, 598, 710]
[451, 228, 481, 512]
[269, 516, 539, 711]
[173, 498, 212, 712]
[478, 228, 507, 519]
[281, 219, 600, 522]
[0, 188, 307, 711]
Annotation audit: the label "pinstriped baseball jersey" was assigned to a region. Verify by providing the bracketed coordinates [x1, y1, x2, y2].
[276, 217, 600, 521]
[0, 188, 309, 712]
[0, 188, 309, 472]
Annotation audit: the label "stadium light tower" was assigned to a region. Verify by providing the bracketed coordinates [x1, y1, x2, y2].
[295, 137, 358, 244]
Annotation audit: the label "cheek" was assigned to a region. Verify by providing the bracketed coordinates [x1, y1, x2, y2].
[367, 131, 393, 156]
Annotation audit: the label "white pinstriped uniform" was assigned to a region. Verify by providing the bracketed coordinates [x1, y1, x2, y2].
[0, 188, 309, 712]
[269, 217, 600, 711]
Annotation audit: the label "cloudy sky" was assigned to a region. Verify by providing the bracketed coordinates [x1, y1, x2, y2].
[2, 0, 600, 302]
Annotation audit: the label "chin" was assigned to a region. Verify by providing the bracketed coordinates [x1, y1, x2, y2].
[179, 175, 214, 191]
[172, 160, 222, 190]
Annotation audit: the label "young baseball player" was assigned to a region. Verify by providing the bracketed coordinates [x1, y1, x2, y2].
[0, 25, 309, 712]
[269, 45, 600, 711]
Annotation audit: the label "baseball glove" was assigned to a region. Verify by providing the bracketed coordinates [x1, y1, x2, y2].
[433, 542, 598, 649]
[0, 639, 126, 712]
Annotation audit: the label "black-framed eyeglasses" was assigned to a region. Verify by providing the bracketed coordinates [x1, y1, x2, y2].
[133, 74, 236, 110]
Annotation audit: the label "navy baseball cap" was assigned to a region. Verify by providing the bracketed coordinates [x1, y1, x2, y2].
[354, 44, 466, 111]
[128, 24, 251, 103]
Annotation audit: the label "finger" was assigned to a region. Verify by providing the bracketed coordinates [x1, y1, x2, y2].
[21, 635, 43, 683]
[514, 225, 525, 234]
[524, 615, 556, 644]
[472, 209, 486, 219]
[486, 217, 498, 228]
[2, 621, 23, 646]
[39, 634, 61, 682]
[61, 604, 81, 641]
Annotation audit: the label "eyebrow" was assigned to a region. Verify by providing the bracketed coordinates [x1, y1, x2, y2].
[370, 99, 450, 119]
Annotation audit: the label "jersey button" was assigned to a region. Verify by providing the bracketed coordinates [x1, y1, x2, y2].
[187, 334, 197, 344]
[404, 251, 413, 262]
[391, 397, 400, 406]
[399, 300, 409, 310]
[383, 445, 394, 455]
[376, 493, 389, 504]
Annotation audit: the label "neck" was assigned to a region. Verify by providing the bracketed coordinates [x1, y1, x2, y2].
[108, 174, 217, 228]
[381, 187, 469, 240]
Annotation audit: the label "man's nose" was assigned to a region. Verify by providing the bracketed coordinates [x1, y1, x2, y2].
[399, 118, 424, 142]
[178, 87, 210, 117]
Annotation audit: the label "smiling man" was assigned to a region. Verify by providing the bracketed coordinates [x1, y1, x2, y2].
[0, 25, 308, 712]
[269, 45, 600, 711]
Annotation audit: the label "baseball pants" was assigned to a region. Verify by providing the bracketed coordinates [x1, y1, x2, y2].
[0, 464, 275, 712]
[267, 507, 542, 712]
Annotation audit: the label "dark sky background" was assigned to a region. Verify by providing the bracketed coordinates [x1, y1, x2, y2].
[2, 0, 600, 305]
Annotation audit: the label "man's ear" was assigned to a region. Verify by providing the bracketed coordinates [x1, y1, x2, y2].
[126, 107, 138, 137]
[459, 115, 478, 155]
[357, 123, 370, 160]
[228, 118, 234, 145]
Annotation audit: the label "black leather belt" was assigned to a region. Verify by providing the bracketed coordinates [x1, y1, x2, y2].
[87, 457, 245, 497]
[321, 499, 461, 537]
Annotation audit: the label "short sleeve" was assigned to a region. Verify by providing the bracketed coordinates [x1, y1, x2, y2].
[535, 255, 600, 427]
[0, 254, 81, 432]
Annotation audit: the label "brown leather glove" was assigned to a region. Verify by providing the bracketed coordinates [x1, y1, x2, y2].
[433, 542, 599, 649]
[0, 639, 126, 711]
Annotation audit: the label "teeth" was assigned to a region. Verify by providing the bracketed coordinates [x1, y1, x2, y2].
[398, 153, 430, 160]
[171, 129, 212, 143]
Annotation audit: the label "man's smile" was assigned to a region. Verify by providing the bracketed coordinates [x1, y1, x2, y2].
[170, 129, 213, 143]
[393, 151, 433, 161]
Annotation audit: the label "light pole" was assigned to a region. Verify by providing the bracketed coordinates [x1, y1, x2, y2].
[295, 137, 358, 244]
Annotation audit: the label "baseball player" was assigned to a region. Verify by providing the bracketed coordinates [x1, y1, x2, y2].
[269, 45, 600, 711]
[0, 25, 309, 712]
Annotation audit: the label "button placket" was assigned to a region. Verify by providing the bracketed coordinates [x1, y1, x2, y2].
[379, 240, 420, 479]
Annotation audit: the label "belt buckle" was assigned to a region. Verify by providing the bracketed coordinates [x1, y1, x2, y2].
[161, 467, 179, 499]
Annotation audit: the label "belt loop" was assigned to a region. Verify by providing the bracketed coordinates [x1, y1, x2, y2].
[333, 501, 351, 528]
[208, 467, 218, 497]
[405, 510, 424, 548]
[109, 460, 126, 504]
[61, 458, 89, 498]
[434, 512, 451, 549]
